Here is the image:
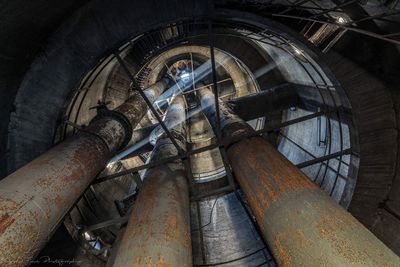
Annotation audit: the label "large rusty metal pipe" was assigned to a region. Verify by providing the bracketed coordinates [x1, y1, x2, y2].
[112, 95, 191, 267]
[0, 78, 169, 266]
[197, 88, 400, 266]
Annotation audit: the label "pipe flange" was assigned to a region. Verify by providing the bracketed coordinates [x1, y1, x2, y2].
[95, 106, 133, 150]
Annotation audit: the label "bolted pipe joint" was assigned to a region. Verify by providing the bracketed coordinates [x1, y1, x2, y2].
[89, 107, 134, 152]
[196, 86, 254, 147]
[85, 77, 171, 155]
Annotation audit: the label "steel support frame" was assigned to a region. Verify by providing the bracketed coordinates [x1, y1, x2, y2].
[270, 13, 400, 45]
[1, 9, 394, 266]
[113, 51, 201, 197]
[92, 108, 340, 184]
[207, 16, 237, 191]
[246, 0, 400, 45]
[296, 148, 352, 168]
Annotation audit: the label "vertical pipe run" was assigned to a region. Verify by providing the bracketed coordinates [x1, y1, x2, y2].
[113, 95, 191, 267]
[0, 79, 168, 267]
[197, 88, 400, 266]
[197, 87, 254, 146]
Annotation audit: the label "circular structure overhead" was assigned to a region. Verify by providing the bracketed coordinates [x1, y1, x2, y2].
[1, 0, 400, 266]
[41, 14, 360, 263]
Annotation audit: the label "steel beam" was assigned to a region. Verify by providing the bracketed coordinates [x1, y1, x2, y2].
[270, 13, 400, 46]
[117, 83, 299, 157]
[0, 79, 169, 266]
[112, 95, 191, 267]
[227, 83, 299, 121]
[92, 143, 220, 184]
[92, 109, 338, 184]
[197, 87, 400, 266]
[296, 148, 352, 169]
[119, 83, 347, 145]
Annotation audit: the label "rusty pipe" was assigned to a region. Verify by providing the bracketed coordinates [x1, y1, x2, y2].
[0, 78, 169, 267]
[197, 87, 400, 266]
[112, 95, 191, 267]
[197, 86, 254, 146]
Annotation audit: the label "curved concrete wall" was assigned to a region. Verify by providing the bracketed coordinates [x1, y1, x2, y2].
[2, 0, 400, 256]
[7, 0, 209, 171]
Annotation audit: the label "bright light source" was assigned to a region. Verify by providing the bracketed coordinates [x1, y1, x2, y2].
[180, 72, 190, 79]
[83, 231, 102, 251]
[91, 241, 102, 251]
[336, 16, 346, 24]
[106, 161, 115, 169]
[83, 232, 91, 240]
[180, 72, 191, 83]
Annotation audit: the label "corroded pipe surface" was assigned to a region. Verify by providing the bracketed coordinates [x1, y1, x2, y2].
[0, 79, 168, 267]
[113, 95, 191, 267]
[228, 138, 400, 267]
[197, 86, 254, 146]
[197, 88, 400, 266]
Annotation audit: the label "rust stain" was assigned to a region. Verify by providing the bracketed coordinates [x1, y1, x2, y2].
[228, 137, 316, 211]
[54, 195, 65, 211]
[164, 214, 178, 242]
[28, 210, 40, 226]
[224, 133, 400, 265]
[0, 213, 14, 235]
[316, 212, 367, 264]
[116, 164, 190, 267]
[292, 229, 312, 249]
[34, 177, 53, 189]
[274, 233, 292, 267]
[0, 217, 41, 266]
[130, 255, 174, 267]
[0, 196, 20, 213]
[133, 256, 142, 266]
[232, 165, 265, 220]
[317, 214, 337, 240]
[0, 91, 157, 266]
[156, 255, 173, 267]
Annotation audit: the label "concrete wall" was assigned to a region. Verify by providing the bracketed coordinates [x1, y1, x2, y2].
[6, 0, 209, 173]
[0, 0, 90, 176]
